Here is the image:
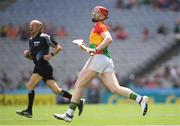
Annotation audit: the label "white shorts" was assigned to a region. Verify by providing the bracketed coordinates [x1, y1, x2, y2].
[83, 54, 114, 73]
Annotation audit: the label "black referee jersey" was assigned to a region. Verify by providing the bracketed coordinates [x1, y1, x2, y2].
[29, 32, 58, 80]
[29, 32, 57, 64]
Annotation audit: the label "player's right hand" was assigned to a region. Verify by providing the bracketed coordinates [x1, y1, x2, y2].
[24, 50, 32, 60]
[86, 47, 96, 56]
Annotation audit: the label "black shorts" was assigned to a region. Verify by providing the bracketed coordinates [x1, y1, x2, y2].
[33, 61, 54, 81]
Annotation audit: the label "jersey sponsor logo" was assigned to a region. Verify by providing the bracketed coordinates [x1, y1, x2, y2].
[34, 41, 40, 46]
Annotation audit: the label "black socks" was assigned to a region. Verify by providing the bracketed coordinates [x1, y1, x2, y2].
[27, 90, 35, 113]
[60, 90, 72, 100]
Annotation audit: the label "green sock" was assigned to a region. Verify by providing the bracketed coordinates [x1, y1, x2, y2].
[66, 102, 79, 116]
[130, 92, 142, 103]
[69, 102, 78, 110]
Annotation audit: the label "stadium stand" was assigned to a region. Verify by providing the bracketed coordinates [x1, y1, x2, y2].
[0, 0, 179, 89]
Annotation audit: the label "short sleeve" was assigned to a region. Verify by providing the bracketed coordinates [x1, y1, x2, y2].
[49, 36, 58, 47]
[41, 33, 58, 47]
[97, 23, 108, 34]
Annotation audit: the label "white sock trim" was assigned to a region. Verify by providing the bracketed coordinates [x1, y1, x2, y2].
[136, 95, 142, 103]
[66, 108, 74, 116]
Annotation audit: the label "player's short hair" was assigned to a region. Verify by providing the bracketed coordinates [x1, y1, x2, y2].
[30, 20, 42, 25]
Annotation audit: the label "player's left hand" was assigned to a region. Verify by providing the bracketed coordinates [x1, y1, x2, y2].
[86, 48, 96, 56]
[24, 50, 32, 60]
[43, 54, 52, 61]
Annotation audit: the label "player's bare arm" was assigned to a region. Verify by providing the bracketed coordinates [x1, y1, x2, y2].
[43, 44, 62, 61]
[95, 31, 112, 51]
[23, 50, 32, 60]
[52, 43, 62, 55]
[83, 31, 112, 55]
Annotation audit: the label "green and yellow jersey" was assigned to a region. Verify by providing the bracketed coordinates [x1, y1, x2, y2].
[89, 22, 111, 58]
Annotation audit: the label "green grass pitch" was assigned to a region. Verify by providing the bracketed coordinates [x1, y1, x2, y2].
[0, 104, 180, 125]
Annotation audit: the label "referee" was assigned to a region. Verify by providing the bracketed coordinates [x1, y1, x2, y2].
[16, 20, 84, 118]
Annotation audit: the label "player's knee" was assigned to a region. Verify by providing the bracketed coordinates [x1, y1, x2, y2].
[26, 84, 31, 90]
[26, 83, 34, 90]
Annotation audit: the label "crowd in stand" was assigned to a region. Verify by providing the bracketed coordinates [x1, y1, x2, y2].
[0, 70, 30, 92]
[0, 20, 179, 91]
[0, 23, 69, 40]
[108, 18, 180, 41]
[1, 19, 179, 42]
[129, 64, 180, 89]
[0, 1, 179, 41]
[0, 1, 180, 91]
[115, 0, 180, 12]
[1, 63, 180, 91]
[0, 71, 12, 92]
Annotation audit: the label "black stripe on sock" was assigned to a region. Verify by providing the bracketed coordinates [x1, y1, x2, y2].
[139, 97, 143, 104]
[60, 90, 72, 100]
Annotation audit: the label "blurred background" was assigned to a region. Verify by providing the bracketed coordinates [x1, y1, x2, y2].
[0, 0, 180, 105]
